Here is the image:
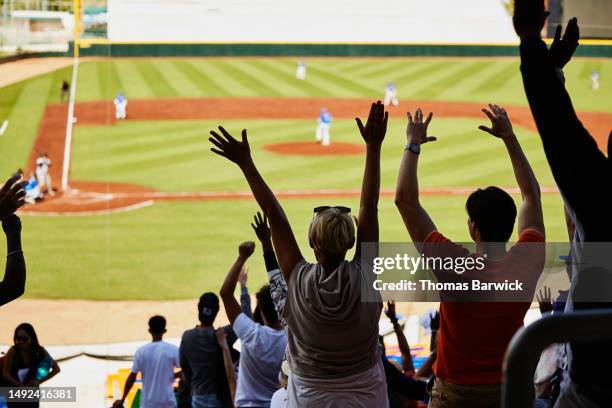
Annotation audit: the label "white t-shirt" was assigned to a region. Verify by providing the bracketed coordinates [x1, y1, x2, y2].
[270, 387, 287, 408]
[233, 313, 287, 407]
[132, 341, 180, 408]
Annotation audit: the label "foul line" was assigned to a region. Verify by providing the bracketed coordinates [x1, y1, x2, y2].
[61, 56, 79, 191]
[19, 200, 154, 217]
[0, 119, 8, 136]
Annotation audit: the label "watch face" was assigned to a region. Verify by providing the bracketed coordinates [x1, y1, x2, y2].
[410, 144, 421, 153]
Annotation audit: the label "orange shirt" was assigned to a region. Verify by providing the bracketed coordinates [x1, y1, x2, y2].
[423, 230, 545, 384]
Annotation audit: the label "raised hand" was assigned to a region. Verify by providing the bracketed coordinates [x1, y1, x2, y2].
[209, 126, 251, 167]
[238, 241, 255, 259]
[251, 212, 271, 244]
[478, 104, 514, 140]
[356, 101, 388, 147]
[238, 267, 248, 288]
[407, 108, 436, 145]
[549, 18, 579, 68]
[0, 175, 27, 221]
[430, 311, 440, 331]
[513, 0, 548, 40]
[2, 214, 22, 236]
[536, 286, 553, 314]
[385, 301, 397, 322]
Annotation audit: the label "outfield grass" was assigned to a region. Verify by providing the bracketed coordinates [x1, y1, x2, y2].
[76, 58, 612, 112]
[1, 56, 610, 300]
[22, 194, 567, 300]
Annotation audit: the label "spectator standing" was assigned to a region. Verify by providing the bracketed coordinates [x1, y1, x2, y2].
[394, 106, 545, 407]
[113, 316, 181, 408]
[208, 101, 390, 407]
[219, 241, 287, 407]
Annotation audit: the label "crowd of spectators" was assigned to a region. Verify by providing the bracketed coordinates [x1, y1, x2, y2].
[1, 0, 610, 407]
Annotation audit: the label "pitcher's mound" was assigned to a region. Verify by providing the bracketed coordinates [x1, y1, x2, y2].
[265, 141, 364, 156]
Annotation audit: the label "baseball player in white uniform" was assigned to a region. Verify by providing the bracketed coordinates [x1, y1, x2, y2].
[114, 91, 128, 120]
[35, 153, 53, 195]
[591, 69, 600, 90]
[315, 108, 333, 146]
[384, 81, 399, 107]
[296, 59, 307, 80]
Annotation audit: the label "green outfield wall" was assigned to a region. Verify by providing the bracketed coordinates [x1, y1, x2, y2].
[71, 42, 612, 58]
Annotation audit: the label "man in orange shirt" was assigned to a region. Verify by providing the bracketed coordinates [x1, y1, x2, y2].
[395, 105, 546, 407]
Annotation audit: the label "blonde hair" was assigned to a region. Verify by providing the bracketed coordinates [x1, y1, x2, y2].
[308, 208, 355, 257]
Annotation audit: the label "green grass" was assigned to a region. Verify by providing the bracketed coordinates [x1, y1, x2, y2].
[0, 56, 610, 300]
[71, 58, 612, 112]
[22, 194, 567, 300]
[71, 118, 557, 192]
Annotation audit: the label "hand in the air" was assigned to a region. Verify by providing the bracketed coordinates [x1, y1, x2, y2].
[549, 18, 579, 68]
[215, 328, 230, 350]
[407, 108, 436, 145]
[209, 126, 252, 167]
[537, 286, 553, 314]
[0, 174, 26, 221]
[251, 212, 271, 244]
[356, 101, 388, 147]
[513, 0, 548, 41]
[385, 301, 398, 322]
[238, 241, 255, 259]
[478, 104, 514, 140]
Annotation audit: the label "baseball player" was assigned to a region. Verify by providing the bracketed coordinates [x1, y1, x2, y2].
[24, 172, 42, 204]
[315, 108, 333, 146]
[296, 59, 307, 80]
[114, 91, 128, 120]
[384, 81, 399, 107]
[591, 68, 600, 90]
[60, 80, 70, 103]
[35, 153, 53, 196]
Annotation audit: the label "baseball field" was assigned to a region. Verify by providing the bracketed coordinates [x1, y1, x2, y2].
[2, 56, 612, 301]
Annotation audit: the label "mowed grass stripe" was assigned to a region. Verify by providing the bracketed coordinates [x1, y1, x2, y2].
[276, 60, 364, 97]
[113, 60, 155, 98]
[470, 62, 518, 94]
[213, 60, 283, 96]
[418, 61, 489, 100]
[308, 64, 380, 97]
[0, 80, 25, 119]
[198, 61, 257, 96]
[252, 60, 331, 96]
[75, 62, 102, 101]
[394, 61, 451, 97]
[150, 60, 203, 97]
[351, 60, 407, 80]
[96, 59, 123, 100]
[172, 60, 227, 96]
[135, 59, 179, 97]
[231, 60, 306, 96]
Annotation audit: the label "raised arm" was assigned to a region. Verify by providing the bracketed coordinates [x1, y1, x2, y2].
[479, 104, 544, 236]
[238, 267, 252, 318]
[385, 301, 415, 375]
[252, 212, 287, 327]
[353, 102, 388, 257]
[514, 3, 609, 236]
[395, 109, 438, 243]
[220, 241, 255, 324]
[0, 215, 25, 306]
[209, 127, 303, 281]
[216, 328, 236, 403]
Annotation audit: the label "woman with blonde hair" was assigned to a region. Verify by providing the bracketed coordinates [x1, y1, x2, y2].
[209, 101, 388, 407]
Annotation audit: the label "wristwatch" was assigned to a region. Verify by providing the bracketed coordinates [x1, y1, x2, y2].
[405, 143, 421, 155]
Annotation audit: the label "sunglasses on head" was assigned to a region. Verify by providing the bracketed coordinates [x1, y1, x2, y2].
[313, 206, 351, 214]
